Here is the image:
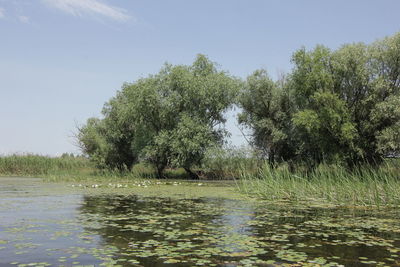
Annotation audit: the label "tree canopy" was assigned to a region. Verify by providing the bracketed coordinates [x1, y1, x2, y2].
[77, 54, 239, 177]
[239, 32, 400, 167]
[78, 32, 400, 174]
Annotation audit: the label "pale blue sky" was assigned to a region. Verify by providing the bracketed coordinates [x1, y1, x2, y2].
[1, 0, 399, 156]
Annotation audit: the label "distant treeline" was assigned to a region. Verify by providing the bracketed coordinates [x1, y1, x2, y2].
[77, 32, 400, 177]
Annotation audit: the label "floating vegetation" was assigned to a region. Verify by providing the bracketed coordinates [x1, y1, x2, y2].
[1, 178, 400, 266]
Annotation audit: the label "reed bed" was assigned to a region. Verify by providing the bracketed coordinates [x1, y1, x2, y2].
[0, 154, 92, 176]
[0, 155, 191, 182]
[3, 154, 400, 206]
[237, 160, 400, 206]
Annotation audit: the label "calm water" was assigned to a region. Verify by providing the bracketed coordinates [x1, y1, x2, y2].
[0, 178, 399, 267]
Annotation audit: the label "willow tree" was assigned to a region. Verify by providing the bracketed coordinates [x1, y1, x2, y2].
[239, 32, 400, 167]
[78, 54, 239, 178]
[238, 70, 296, 165]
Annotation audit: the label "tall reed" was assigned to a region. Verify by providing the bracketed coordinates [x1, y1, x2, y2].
[0, 154, 91, 176]
[237, 160, 400, 206]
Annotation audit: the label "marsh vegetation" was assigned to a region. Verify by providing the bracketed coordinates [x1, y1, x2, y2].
[1, 33, 400, 266]
[77, 33, 400, 177]
[1, 178, 400, 267]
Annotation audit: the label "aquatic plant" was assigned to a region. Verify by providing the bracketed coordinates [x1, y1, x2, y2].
[2, 180, 400, 266]
[0, 154, 91, 176]
[237, 161, 400, 206]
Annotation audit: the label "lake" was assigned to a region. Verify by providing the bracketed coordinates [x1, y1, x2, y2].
[0, 177, 399, 266]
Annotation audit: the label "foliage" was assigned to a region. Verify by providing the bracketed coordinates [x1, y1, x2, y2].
[202, 145, 260, 179]
[239, 32, 400, 167]
[0, 154, 91, 176]
[76, 32, 400, 175]
[237, 159, 400, 206]
[77, 54, 239, 177]
[238, 70, 296, 164]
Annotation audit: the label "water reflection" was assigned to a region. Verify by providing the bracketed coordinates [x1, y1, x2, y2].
[0, 179, 400, 266]
[76, 196, 400, 266]
[77, 195, 400, 266]
[78, 195, 259, 266]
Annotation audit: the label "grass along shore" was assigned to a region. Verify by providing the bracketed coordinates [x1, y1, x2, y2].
[237, 160, 400, 206]
[1, 154, 400, 206]
[0, 154, 92, 177]
[0, 154, 198, 183]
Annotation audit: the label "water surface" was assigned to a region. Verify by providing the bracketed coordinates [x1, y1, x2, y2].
[0, 177, 400, 266]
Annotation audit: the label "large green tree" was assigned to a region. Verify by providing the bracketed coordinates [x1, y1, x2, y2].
[78, 54, 239, 177]
[239, 32, 400, 167]
[238, 70, 296, 165]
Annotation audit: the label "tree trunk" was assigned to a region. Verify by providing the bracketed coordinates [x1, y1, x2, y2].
[184, 168, 199, 180]
[268, 150, 275, 167]
[156, 165, 165, 179]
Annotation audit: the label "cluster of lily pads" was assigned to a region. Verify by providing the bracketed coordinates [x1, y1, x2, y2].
[1, 181, 400, 266]
[69, 180, 206, 190]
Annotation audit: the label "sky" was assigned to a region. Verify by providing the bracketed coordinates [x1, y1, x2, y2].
[0, 0, 400, 156]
